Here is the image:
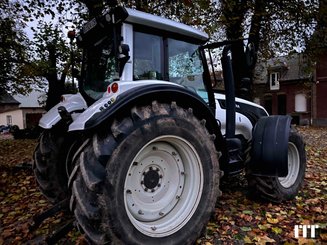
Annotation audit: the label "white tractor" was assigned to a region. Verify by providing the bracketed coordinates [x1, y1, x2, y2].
[33, 3, 306, 244]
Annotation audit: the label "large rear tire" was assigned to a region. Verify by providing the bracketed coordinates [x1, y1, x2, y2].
[70, 101, 221, 244]
[247, 130, 306, 202]
[33, 130, 73, 203]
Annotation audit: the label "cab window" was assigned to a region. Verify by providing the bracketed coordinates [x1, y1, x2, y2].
[133, 32, 163, 80]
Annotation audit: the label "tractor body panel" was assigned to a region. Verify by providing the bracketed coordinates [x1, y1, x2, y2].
[214, 93, 268, 140]
[38, 93, 87, 129]
[68, 81, 183, 131]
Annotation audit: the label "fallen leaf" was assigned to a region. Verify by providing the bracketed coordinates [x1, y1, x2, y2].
[271, 227, 282, 234]
[253, 235, 275, 245]
[267, 217, 279, 224]
[241, 227, 252, 232]
[242, 210, 254, 215]
[243, 235, 252, 244]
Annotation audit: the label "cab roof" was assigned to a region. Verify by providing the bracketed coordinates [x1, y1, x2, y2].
[125, 8, 209, 42]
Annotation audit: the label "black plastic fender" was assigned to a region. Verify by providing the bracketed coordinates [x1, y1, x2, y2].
[84, 83, 226, 158]
[249, 115, 292, 177]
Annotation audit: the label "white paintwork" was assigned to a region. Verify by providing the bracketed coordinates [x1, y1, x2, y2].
[39, 93, 88, 129]
[68, 81, 181, 131]
[121, 23, 133, 82]
[214, 93, 268, 140]
[125, 8, 208, 42]
[67, 82, 268, 134]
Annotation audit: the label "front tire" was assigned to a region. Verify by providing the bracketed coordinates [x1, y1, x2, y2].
[247, 130, 306, 202]
[70, 101, 221, 244]
[33, 130, 73, 203]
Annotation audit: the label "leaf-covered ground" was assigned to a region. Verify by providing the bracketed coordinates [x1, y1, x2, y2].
[0, 127, 326, 244]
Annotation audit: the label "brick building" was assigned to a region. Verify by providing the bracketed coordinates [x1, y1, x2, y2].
[253, 53, 327, 126]
[313, 53, 327, 125]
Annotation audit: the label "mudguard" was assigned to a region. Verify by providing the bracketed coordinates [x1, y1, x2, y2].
[68, 83, 226, 156]
[39, 93, 88, 129]
[69, 83, 217, 131]
[249, 115, 292, 177]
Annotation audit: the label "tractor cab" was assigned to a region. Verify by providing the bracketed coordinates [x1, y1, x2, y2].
[76, 6, 212, 106]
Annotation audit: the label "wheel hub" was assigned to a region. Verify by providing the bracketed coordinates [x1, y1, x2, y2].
[125, 142, 185, 223]
[142, 167, 162, 191]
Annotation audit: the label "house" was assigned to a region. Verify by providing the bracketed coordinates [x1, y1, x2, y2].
[253, 53, 315, 125]
[0, 91, 45, 129]
[312, 52, 327, 125]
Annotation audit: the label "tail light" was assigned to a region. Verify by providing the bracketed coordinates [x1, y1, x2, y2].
[108, 83, 119, 94]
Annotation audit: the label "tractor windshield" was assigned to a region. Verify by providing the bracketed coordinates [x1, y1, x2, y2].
[168, 39, 207, 101]
[81, 37, 118, 100]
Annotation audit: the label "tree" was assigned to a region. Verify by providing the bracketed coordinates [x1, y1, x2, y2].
[0, 1, 36, 96]
[0, 0, 86, 107]
[1, 0, 320, 105]
[219, 0, 318, 99]
[31, 23, 72, 110]
[306, 0, 327, 58]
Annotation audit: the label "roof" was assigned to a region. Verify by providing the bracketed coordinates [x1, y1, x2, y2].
[125, 8, 209, 42]
[268, 54, 311, 82]
[0, 93, 20, 105]
[254, 53, 312, 84]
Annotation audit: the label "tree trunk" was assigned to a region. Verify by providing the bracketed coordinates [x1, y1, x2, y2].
[45, 44, 65, 111]
[221, 0, 249, 99]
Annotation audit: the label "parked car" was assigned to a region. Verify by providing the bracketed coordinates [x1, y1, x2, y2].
[0, 125, 11, 134]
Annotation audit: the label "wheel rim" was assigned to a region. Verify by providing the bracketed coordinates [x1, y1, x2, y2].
[124, 135, 203, 237]
[278, 142, 300, 188]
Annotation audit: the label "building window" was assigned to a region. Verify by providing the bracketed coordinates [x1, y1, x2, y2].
[295, 94, 307, 112]
[269, 72, 280, 90]
[6, 115, 12, 125]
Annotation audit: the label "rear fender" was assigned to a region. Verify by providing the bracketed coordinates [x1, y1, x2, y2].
[249, 115, 292, 177]
[68, 83, 226, 157]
